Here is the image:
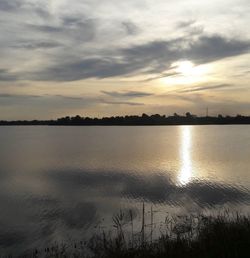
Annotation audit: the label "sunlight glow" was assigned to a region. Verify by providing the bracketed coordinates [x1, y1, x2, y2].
[178, 126, 193, 185]
[172, 60, 209, 77]
[174, 61, 194, 76]
[161, 61, 211, 85]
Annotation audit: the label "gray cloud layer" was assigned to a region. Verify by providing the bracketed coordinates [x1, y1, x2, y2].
[20, 35, 250, 82]
[1, 0, 250, 117]
[179, 84, 234, 93]
[0, 0, 21, 11]
[101, 90, 153, 98]
[1, 0, 250, 83]
[0, 93, 144, 109]
[0, 69, 18, 81]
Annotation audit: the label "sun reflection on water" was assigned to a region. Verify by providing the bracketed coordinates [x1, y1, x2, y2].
[178, 126, 193, 185]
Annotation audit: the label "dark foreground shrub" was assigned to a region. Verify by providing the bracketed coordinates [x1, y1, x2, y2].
[4, 212, 250, 258]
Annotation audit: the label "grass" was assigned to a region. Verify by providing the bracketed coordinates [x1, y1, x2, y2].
[5, 206, 250, 258]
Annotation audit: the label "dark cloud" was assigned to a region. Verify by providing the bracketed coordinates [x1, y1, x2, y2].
[51, 94, 85, 101]
[0, 93, 97, 101]
[0, 0, 21, 11]
[0, 93, 41, 98]
[101, 90, 153, 98]
[177, 20, 196, 28]
[27, 34, 250, 81]
[0, 93, 144, 108]
[179, 84, 234, 93]
[121, 39, 177, 73]
[11, 41, 62, 50]
[0, 93, 89, 109]
[141, 71, 179, 82]
[122, 35, 250, 70]
[188, 26, 204, 36]
[61, 16, 94, 28]
[186, 35, 250, 63]
[30, 58, 139, 81]
[122, 21, 140, 35]
[29, 24, 63, 33]
[32, 5, 50, 18]
[62, 17, 84, 26]
[0, 69, 18, 81]
[29, 18, 96, 42]
[103, 100, 144, 106]
[0, 0, 50, 18]
[177, 20, 204, 36]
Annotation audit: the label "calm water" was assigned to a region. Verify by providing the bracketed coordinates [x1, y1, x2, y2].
[0, 125, 250, 254]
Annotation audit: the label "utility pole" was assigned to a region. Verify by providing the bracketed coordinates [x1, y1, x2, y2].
[206, 107, 209, 117]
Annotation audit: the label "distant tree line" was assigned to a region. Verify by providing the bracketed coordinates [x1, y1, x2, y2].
[1, 113, 250, 126]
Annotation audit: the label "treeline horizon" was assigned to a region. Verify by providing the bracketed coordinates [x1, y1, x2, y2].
[1, 112, 250, 125]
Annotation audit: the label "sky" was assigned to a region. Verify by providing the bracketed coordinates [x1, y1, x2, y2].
[0, 0, 250, 119]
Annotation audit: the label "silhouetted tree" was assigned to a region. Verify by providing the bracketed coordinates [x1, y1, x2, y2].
[1, 113, 250, 126]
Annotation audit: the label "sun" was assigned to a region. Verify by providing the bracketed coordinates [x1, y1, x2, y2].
[160, 60, 211, 85]
[172, 60, 195, 76]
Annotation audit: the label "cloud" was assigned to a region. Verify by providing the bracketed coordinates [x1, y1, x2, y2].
[121, 21, 140, 35]
[101, 90, 153, 98]
[0, 93, 89, 109]
[0, 69, 18, 81]
[0, 93, 41, 98]
[25, 34, 250, 81]
[179, 84, 234, 93]
[177, 20, 196, 28]
[103, 100, 144, 106]
[176, 20, 204, 36]
[61, 16, 86, 26]
[186, 36, 250, 63]
[0, 93, 144, 109]
[29, 17, 96, 42]
[0, 0, 250, 118]
[1, 0, 249, 83]
[11, 41, 62, 50]
[141, 71, 180, 82]
[0, 0, 22, 12]
[29, 24, 62, 33]
[0, 0, 49, 18]
[30, 59, 124, 81]
[51, 94, 85, 101]
[122, 35, 250, 71]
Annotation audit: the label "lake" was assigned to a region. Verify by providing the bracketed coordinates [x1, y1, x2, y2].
[0, 125, 249, 254]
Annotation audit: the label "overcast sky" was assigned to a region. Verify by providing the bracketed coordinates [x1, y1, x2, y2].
[0, 0, 250, 119]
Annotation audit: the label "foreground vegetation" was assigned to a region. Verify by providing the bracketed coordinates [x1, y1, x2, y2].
[6, 209, 250, 258]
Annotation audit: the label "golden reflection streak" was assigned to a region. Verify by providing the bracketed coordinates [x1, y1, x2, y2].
[178, 126, 193, 185]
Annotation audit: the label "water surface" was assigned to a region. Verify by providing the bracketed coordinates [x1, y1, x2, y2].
[0, 125, 249, 254]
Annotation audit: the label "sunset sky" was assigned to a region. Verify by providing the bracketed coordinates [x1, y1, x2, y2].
[0, 0, 250, 119]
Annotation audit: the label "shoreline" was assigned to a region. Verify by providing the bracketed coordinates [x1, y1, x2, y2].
[1, 114, 250, 126]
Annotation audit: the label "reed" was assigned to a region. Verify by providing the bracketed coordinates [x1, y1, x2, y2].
[4, 207, 250, 258]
